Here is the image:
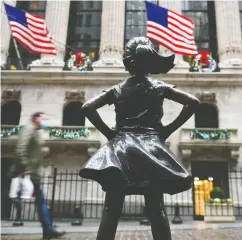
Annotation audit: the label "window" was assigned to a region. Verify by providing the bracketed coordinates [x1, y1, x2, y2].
[83, 34, 91, 46]
[77, 15, 83, 27]
[195, 103, 219, 128]
[182, 1, 218, 62]
[88, 1, 94, 9]
[124, 1, 159, 51]
[7, 1, 47, 70]
[62, 102, 85, 126]
[65, 1, 102, 62]
[1, 101, 21, 125]
[86, 14, 92, 27]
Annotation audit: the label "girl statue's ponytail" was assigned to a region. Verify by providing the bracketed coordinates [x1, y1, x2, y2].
[123, 37, 175, 75]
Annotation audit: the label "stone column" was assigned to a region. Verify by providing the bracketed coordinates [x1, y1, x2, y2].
[30, 0, 71, 71]
[93, 0, 125, 71]
[1, 0, 17, 69]
[158, 1, 189, 73]
[215, 0, 242, 72]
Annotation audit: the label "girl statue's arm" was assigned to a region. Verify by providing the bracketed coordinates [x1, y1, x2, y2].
[162, 88, 200, 139]
[82, 92, 117, 140]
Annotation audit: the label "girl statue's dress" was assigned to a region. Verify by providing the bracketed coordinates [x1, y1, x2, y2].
[79, 37, 200, 240]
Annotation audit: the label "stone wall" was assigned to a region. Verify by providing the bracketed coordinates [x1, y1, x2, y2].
[2, 73, 242, 166]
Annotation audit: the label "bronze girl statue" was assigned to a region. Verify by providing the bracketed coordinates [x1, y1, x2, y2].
[79, 37, 200, 240]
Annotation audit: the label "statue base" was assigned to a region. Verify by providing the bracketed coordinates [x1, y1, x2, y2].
[71, 220, 83, 226]
[30, 58, 64, 72]
[13, 221, 24, 227]
[218, 59, 242, 73]
[92, 59, 125, 72]
[139, 218, 151, 226]
[172, 216, 183, 224]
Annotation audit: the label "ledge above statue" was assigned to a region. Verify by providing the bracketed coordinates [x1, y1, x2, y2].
[1, 70, 242, 87]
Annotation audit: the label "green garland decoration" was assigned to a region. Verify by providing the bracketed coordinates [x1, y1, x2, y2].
[190, 129, 230, 140]
[1, 126, 21, 137]
[1, 126, 230, 141]
[1, 126, 89, 139]
[49, 128, 89, 139]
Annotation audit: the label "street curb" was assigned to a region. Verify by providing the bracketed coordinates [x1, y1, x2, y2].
[2, 222, 242, 235]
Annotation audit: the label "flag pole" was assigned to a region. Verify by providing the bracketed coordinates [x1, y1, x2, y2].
[3, 1, 24, 70]
[12, 38, 24, 70]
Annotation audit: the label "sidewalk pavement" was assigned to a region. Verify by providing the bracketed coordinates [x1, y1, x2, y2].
[1, 219, 242, 235]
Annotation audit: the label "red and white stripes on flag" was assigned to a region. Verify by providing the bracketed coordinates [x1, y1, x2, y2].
[4, 3, 56, 55]
[145, 1, 198, 56]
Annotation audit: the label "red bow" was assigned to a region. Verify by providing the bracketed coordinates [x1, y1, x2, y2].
[199, 51, 210, 65]
[74, 52, 86, 66]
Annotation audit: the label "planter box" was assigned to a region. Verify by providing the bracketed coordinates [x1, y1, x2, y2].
[204, 203, 235, 222]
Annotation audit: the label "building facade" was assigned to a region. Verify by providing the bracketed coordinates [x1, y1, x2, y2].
[1, 0, 242, 221]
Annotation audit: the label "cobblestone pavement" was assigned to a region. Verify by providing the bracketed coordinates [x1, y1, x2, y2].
[2, 228, 242, 240]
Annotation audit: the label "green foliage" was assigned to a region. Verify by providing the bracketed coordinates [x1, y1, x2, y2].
[190, 129, 230, 140]
[1, 126, 89, 139]
[210, 186, 225, 199]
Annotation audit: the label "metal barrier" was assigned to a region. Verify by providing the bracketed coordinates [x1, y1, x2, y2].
[9, 168, 242, 221]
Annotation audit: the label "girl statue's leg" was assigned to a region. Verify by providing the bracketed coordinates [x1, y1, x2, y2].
[96, 188, 125, 240]
[144, 191, 172, 240]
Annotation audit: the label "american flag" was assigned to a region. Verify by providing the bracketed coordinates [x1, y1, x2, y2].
[145, 1, 198, 56]
[4, 3, 56, 55]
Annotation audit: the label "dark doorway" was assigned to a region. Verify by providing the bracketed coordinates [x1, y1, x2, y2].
[191, 161, 229, 220]
[1, 158, 13, 220]
[62, 101, 85, 126]
[195, 103, 218, 128]
[1, 101, 21, 125]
